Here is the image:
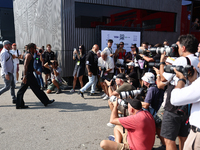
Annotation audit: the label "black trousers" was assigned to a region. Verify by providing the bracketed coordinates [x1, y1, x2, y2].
[16, 73, 50, 107]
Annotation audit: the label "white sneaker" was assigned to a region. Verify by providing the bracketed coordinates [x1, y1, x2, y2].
[101, 93, 106, 98]
[107, 122, 115, 128]
[70, 89, 75, 93]
[103, 95, 109, 100]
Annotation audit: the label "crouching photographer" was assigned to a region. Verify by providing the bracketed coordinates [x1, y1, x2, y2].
[105, 73, 136, 127]
[44, 60, 62, 94]
[171, 57, 200, 150]
[100, 98, 156, 150]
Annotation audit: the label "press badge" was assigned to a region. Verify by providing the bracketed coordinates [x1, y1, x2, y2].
[77, 61, 80, 65]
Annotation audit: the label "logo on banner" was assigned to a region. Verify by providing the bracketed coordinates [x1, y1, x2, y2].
[119, 34, 125, 40]
[114, 36, 119, 38]
[133, 35, 137, 41]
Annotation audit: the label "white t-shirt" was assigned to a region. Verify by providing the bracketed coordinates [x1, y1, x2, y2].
[51, 67, 62, 81]
[10, 49, 21, 64]
[163, 54, 200, 85]
[98, 56, 114, 73]
[103, 47, 115, 57]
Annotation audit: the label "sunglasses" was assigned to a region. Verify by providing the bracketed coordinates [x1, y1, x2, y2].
[119, 44, 124, 45]
[79, 48, 82, 49]
[131, 47, 135, 48]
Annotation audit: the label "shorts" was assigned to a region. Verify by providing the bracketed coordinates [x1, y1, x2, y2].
[47, 79, 62, 91]
[17, 64, 19, 72]
[117, 129, 130, 150]
[43, 67, 51, 74]
[160, 110, 189, 141]
[99, 73, 113, 82]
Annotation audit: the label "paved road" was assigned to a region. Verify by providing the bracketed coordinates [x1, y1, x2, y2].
[0, 64, 166, 150]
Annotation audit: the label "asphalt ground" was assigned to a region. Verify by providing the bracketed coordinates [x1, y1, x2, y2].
[0, 64, 171, 150]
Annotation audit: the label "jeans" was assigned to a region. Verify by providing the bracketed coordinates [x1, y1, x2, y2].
[0, 73, 16, 100]
[80, 75, 97, 93]
[34, 65, 44, 88]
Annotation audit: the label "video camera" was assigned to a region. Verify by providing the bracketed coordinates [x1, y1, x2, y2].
[164, 65, 194, 77]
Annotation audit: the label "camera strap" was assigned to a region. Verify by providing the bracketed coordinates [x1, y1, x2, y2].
[185, 57, 191, 65]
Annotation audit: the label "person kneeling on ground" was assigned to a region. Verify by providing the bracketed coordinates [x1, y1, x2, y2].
[100, 98, 155, 150]
[44, 60, 62, 94]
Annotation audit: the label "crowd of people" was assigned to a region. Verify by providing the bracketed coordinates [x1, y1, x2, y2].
[1, 33, 200, 150]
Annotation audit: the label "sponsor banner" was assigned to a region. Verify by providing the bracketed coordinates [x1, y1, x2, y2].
[101, 30, 141, 52]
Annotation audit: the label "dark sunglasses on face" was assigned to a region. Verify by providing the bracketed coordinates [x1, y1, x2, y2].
[79, 48, 82, 49]
[119, 44, 124, 45]
[131, 47, 135, 48]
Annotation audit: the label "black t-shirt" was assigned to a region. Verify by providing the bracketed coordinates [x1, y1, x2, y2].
[43, 51, 55, 63]
[86, 50, 98, 75]
[152, 54, 161, 62]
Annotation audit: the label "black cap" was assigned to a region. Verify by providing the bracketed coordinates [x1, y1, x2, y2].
[116, 73, 127, 80]
[126, 98, 142, 110]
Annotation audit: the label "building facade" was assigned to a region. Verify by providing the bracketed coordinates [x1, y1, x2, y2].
[13, 0, 182, 77]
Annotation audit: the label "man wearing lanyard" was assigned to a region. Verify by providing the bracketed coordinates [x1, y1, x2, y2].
[0, 40, 17, 104]
[102, 39, 114, 58]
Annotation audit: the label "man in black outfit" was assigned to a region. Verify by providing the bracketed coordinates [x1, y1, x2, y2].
[16, 43, 55, 109]
[79, 44, 99, 98]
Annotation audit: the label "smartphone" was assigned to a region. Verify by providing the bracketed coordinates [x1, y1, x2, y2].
[73, 48, 77, 53]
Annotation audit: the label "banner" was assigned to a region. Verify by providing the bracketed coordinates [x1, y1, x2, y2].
[101, 30, 141, 52]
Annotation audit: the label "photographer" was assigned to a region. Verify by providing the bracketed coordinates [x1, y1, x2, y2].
[141, 72, 164, 116]
[171, 56, 200, 150]
[98, 51, 114, 100]
[100, 99, 155, 150]
[105, 73, 135, 127]
[159, 34, 200, 150]
[44, 60, 62, 94]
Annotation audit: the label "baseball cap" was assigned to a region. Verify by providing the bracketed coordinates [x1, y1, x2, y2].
[116, 73, 127, 80]
[3, 40, 12, 46]
[126, 98, 142, 110]
[126, 62, 135, 66]
[12, 43, 16, 46]
[141, 72, 155, 84]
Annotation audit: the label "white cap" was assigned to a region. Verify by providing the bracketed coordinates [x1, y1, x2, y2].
[142, 72, 155, 84]
[126, 62, 135, 66]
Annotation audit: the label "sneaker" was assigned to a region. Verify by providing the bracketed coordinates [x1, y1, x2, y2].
[80, 91, 84, 98]
[103, 95, 109, 100]
[56, 88, 61, 94]
[108, 135, 115, 141]
[118, 114, 124, 118]
[89, 93, 95, 96]
[70, 89, 75, 93]
[107, 122, 115, 128]
[101, 93, 106, 98]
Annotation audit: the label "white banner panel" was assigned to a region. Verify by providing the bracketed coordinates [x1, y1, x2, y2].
[101, 30, 141, 52]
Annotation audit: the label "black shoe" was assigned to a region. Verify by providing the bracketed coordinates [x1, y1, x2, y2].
[40, 87, 45, 90]
[16, 105, 29, 109]
[56, 88, 61, 94]
[44, 99, 55, 106]
[80, 91, 84, 98]
[12, 99, 17, 104]
[89, 93, 95, 96]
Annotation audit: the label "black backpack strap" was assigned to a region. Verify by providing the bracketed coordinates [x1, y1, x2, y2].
[186, 57, 191, 65]
[17, 49, 19, 57]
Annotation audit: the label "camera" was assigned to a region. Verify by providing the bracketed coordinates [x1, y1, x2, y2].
[177, 105, 189, 116]
[39, 49, 43, 53]
[164, 65, 194, 77]
[147, 62, 160, 69]
[100, 67, 106, 79]
[139, 44, 178, 57]
[110, 96, 128, 109]
[119, 88, 145, 99]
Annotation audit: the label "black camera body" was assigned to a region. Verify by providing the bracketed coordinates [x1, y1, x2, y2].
[164, 65, 194, 77]
[39, 49, 43, 53]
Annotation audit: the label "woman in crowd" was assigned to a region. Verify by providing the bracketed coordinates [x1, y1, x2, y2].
[33, 48, 44, 90]
[70, 45, 86, 93]
[114, 42, 126, 73]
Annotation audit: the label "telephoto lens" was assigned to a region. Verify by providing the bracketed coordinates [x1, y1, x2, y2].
[109, 96, 128, 108]
[120, 89, 143, 99]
